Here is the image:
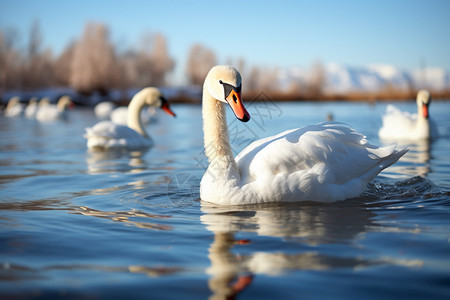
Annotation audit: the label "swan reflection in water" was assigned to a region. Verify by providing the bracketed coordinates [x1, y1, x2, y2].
[381, 140, 431, 179]
[86, 149, 149, 174]
[201, 201, 423, 299]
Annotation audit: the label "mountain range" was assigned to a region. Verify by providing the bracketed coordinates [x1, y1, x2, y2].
[278, 63, 450, 94]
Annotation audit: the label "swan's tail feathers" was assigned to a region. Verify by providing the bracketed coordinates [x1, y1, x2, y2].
[362, 145, 408, 182]
[379, 145, 409, 171]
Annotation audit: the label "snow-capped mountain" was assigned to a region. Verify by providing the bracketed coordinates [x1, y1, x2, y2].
[279, 63, 450, 94]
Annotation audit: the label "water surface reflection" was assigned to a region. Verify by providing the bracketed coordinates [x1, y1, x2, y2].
[382, 140, 432, 179]
[86, 149, 150, 174]
[201, 201, 424, 298]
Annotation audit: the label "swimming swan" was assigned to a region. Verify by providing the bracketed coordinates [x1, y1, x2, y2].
[36, 96, 73, 121]
[200, 65, 408, 205]
[378, 90, 438, 141]
[25, 97, 39, 118]
[4, 96, 24, 117]
[85, 87, 175, 150]
[94, 101, 116, 120]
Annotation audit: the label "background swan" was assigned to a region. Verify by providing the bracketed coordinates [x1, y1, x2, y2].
[4, 96, 24, 117]
[39, 97, 51, 107]
[25, 97, 39, 118]
[94, 101, 116, 120]
[36, 96, 73, 122]
[200, 66, 408, 205]
[378, 90, 438, 141]
[85, 87, 175, 150]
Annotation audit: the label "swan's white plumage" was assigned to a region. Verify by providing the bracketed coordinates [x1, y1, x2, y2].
[36, 96, 72, 122]
[85, 120, 153, 149]
[84, 87, 174, 150]
[378, 90, 438, 141]
[201, 122, 407, 205]
[94, 101, 116, 120]
[5, 97, 24, 117]
[200, 65, 408, 205]
[25, 98, 39, 118]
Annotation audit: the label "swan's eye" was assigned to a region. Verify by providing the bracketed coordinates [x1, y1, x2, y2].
[219, 80, 223, 84]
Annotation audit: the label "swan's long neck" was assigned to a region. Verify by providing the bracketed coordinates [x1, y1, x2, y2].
[127, 97, 149, 138]
[415, 103, 431, 139]
[202, 89, 237, 170]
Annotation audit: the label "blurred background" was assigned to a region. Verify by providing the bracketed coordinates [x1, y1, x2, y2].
[0, 0, 449, 104]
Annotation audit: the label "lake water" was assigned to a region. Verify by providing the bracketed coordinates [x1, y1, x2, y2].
[1, 99, 450, 299]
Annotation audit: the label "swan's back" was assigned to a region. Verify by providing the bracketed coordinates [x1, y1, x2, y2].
[85, 121, 152, 149]
[235, 122, 407, 203]
[95, 102, 116, 120]
[110, 107, 129, 125]
[379, 105, 417, 140]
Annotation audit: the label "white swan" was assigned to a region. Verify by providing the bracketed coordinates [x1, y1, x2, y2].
[25, 97, 39, 118]
[94, 101, 116, 120]
[378, 90, 438, 141]
[200, 66, 408, 205]
[39, 97, 51, 107]
[4, 96, 24, 117]
[36, 96, 73, 122]
[85, 87, 175, 150]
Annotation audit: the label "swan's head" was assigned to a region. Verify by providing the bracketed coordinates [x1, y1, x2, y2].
[138, 87, 176, 117]
[39, 97, 51, 107]
[204, 65, 250, 122]
[417, 89, 431, 119]
[57, 95, 75, 110]
[8, 96, 19, 104]
[29, 97, 38, 105]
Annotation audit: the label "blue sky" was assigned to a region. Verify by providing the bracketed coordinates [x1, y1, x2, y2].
[1, 0, 449, 84]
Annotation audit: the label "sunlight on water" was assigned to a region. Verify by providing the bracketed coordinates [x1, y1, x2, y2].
[1, 102, 450, 299]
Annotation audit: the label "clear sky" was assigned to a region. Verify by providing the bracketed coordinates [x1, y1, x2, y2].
[1, 0, 449, 84]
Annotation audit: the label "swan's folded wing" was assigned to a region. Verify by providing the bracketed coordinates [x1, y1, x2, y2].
[85, 121, 151, 149]
[236, 122, 405, 187]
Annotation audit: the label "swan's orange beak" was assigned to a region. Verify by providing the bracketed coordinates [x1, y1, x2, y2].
[422, 103, 429, 119]
[226, 90, 250, 122]
[161, 101, 176, 117]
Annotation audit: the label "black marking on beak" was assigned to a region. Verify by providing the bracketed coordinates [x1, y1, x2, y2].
[219, 80, 241, 100]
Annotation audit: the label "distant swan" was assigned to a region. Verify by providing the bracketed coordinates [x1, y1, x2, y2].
[378, 90, 438, 141]
[200, 65, 408, 205]
[94, 101, 116, 120]
[85, 87, 176, 150]
[4, 97, 24, 117]
[25, 97, 39, 118]
[36, 96, 73, 122]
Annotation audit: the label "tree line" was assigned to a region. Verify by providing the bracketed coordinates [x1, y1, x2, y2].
[1, 21, 296, 98]
[1, 21, 176, 95]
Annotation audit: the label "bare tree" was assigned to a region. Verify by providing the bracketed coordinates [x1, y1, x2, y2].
[54, 42, 75, 86]
[132, 33, 155, 87]
[24, 20, 54, 89]
[257, 66, 280, 92]
[149, 33, 174, 86]
[0, 28, 23, 91]
[246, 66, 260, 92]
[70, 22, 117, 94]
[186, 44, 216, 85]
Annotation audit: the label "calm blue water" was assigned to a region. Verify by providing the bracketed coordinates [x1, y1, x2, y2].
[1, 100, 450, 299]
